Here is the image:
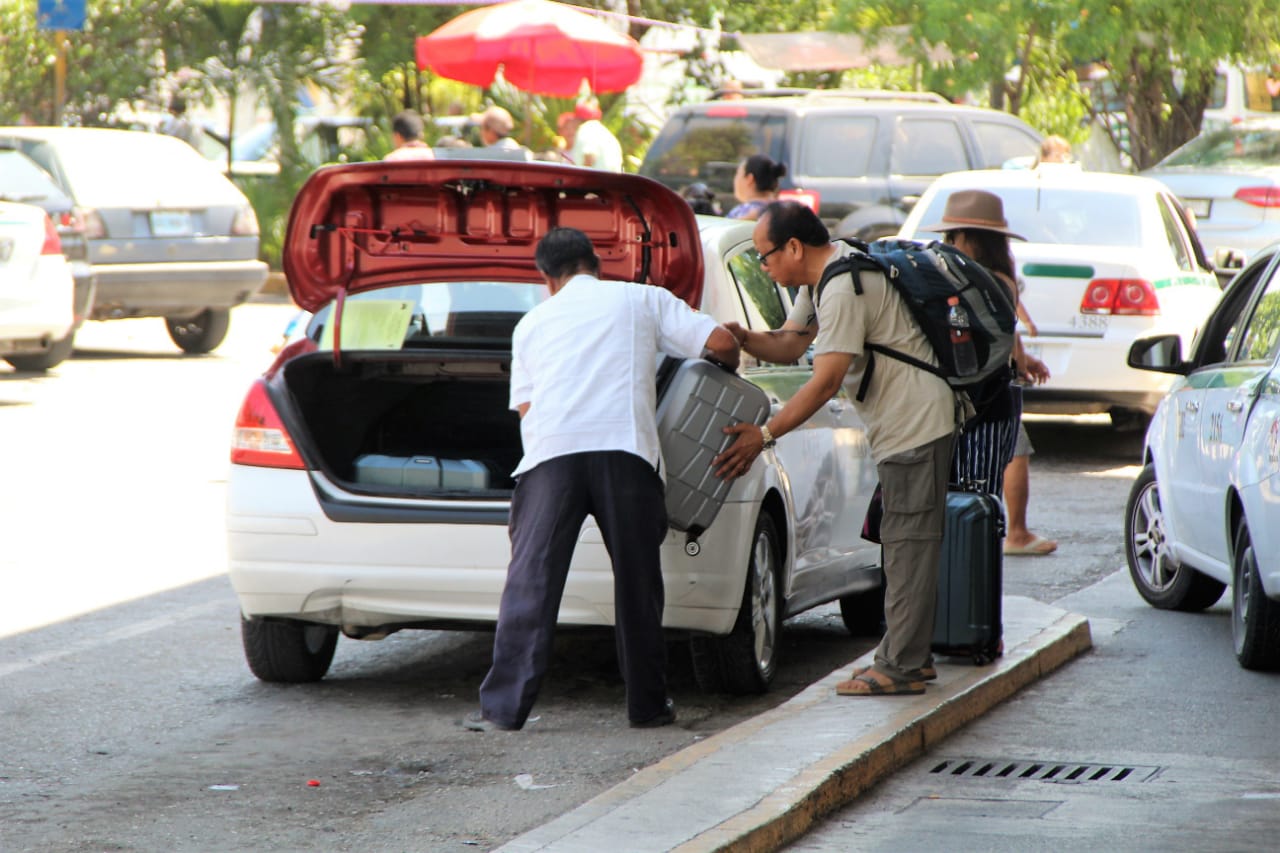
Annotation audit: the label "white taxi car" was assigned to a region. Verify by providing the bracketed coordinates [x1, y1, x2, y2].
[226, 161, 882, 694]
[0, 201, 74, 370]
[1125, 242, 1280, 670]
[899, 166, 1222, 428]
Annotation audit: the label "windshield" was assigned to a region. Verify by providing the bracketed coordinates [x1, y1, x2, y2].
[308, 282, 550, 350]
[1159, 125, 1280, 167]
[914, 187, 1143, 247]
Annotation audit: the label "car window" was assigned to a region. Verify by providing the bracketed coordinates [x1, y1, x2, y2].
[640, 111, 787, 196]
[309, 282, 550, 349]
[912, 186, 1142, 246]
[1156, 194, 1195, 272]
[1233, 267, 1280, 363]
[970, 120, 1042, 168]
[0, 149, 70, 205]
[798, 115, 875, 177]
[15, 133, 240, 204]
[728, 249, 787, 330]
[890, 119, 968, 176]
[1159, 124, 1280, 167]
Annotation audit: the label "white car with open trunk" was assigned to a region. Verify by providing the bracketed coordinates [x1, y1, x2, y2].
[226, 161, 883, 694]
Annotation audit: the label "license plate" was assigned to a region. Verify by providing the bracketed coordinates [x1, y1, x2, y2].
[1183, 198, 1211, 218]
[151, 211, 193, 237]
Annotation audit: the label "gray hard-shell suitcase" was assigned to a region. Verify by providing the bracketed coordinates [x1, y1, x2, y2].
[655, 357, 770, 547]
[932, 488, 1005, 665]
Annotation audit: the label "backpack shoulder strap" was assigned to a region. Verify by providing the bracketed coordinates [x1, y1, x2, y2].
[809, 239, 879, 309]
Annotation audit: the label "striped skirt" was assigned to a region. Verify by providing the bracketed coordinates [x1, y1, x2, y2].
[951, 386, 1023, 497]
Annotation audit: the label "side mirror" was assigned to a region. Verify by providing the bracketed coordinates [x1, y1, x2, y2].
[1127, 334, 1187, 375]
[1213, 246, 1247, 271]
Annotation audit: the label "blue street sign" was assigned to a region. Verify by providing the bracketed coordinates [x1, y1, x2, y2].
[37, 0, 86, 31]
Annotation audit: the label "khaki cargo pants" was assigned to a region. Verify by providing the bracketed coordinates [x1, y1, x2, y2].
[872, 430, 955, 682]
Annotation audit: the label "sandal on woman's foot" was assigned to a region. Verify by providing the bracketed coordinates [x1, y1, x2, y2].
[849, 664, 937, 682]
[835, 669, 926, 696]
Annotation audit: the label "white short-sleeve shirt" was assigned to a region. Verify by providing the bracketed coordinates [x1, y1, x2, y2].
[510, 275, 718, 476]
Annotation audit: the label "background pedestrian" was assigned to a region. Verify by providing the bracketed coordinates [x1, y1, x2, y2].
[384, 109, 435, 161]
[568, 99, 622, 172]
[727, 154, 786, 220]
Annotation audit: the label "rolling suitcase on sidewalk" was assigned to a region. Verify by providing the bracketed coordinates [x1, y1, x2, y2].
[932, 487, 1005, 665]
[655, 357, 770, 550]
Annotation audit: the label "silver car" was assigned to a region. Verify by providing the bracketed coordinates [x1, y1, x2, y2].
[1142, 119, 1280, 264]
[0, 127, 268, 353]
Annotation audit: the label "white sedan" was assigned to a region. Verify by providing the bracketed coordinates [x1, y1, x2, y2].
[0, 201, 74, 371]
[226, 161, 882, 694]
[899, 166, 1222, 428]
[1125, 242, 1280, 669]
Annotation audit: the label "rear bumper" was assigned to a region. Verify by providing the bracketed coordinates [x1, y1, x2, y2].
[226, 466, 749, 636]
[1021, 335, 1175, 415]
[89, 259, 268, 319]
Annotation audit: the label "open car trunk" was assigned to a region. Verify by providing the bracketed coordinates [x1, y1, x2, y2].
[281, 350, 522, 496]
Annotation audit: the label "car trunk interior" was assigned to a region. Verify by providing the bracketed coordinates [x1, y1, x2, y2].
[283, 352, 521, 495]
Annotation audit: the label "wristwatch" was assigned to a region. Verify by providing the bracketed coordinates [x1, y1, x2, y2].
[759, 424, 777, 449]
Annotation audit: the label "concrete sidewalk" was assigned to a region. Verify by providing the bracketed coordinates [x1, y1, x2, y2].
[498, 596, 1091, 853]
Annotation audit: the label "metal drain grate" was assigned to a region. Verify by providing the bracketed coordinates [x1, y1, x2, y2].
[930, 758, 1161, 784]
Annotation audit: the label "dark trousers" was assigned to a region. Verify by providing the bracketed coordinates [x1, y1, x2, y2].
[479, 451, 669, 728]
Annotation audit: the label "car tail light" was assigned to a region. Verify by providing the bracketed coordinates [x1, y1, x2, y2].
[230, 379, 306, 469]
[1233, 186, 1280, 207]
[778, 188, 820, 212]
[40, 215, 62, 255]
[1079, 278, 1160, 316]
[80, 208, 106, 239]
[231, 204, 260, 236]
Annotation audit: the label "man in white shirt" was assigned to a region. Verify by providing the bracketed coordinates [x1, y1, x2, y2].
[568, 101, 623, 172]
[465, 227, 739, 732]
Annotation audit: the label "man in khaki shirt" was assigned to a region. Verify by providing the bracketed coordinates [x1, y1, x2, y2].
[715, 201, 959, 695]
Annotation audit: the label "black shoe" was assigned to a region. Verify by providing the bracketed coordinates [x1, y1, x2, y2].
[629, 698, 676, 729]
[462, 710, 517, 732]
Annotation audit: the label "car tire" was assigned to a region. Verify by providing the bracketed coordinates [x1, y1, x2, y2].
[1125, 463, 1225, 611]
[166, 308, 231, 354]
[241, 616, 338, 683]
[690, 512, 782, 695]
[1231, 521, 1280, 671]
[4, 331, 75, 372]
[838, 567, 885, 637]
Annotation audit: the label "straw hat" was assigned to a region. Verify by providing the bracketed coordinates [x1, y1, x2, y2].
[921, 189, 1025, 240]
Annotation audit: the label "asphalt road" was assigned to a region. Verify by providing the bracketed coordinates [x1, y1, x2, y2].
[0, 303, 876, 852]
[0, 302, 1192, 852]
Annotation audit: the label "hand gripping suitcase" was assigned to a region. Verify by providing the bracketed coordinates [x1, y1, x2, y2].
[655, 357, 770, 551]
[932, 488, 1005, 665]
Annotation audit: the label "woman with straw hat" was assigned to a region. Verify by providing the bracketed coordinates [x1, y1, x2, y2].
[921, 190, 1051, 524]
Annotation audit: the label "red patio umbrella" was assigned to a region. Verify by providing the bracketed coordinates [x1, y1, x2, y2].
[414, 0, 644, 97]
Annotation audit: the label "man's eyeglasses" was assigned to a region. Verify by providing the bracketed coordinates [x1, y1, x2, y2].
[757, 243, 784, 266]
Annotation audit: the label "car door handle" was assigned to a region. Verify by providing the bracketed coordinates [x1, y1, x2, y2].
[1227, 400, 1244, 413]
[827, 399, 843, 413]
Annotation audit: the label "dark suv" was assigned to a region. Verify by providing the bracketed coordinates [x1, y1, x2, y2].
[639, 90, 1042, 240]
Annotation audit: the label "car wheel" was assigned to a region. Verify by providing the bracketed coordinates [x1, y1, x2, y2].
[1124, 464, 1225, 611]
[166, 308, 231, 354]
[4, 331, 75, 372]
[838, 567, 885, 637]
[690, 512, 782, 695]
[241, 616, 338, 683]
[1231, 521, 1280, 671]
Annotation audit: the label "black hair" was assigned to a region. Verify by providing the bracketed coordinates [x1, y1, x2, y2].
[169, 95, 187, 115]
[761, 200, 829, 248]
[680, 182, 721, 215]
[392, 110, 425, 142]
[950, 228, 1015, 280]
[741, 153, 786, 193]
[535, 227, 600, 279]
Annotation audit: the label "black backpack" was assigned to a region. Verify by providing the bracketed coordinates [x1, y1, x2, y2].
[811, 238, 1016, 402]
